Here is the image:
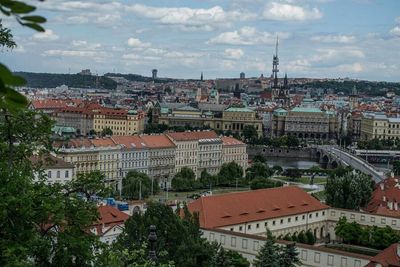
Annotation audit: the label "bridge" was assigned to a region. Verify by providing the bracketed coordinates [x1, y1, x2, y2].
[315, 146, 385, 182]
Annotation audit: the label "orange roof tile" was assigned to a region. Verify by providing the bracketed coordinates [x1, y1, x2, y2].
[365, 243, 400, 267]
[140, 135, 176, 149]
[366, 176, 400, 218]
[187, 186, 329, 228]
[221, 136, 245, 146]
[112, 136, 148, 149]
[90, 138, 118, 147]
[167, 131, 218, 141]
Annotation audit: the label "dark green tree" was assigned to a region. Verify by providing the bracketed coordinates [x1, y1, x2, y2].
[393, 160, 400, 175]
[0, 19, 16, 50]
[250, 177, 283, 190]
[272, 165, 283, 175]
[246, 162, 274, 181]
[171, 167, 196, 191]
[122, 170, 159, 199]
[284, 168, 302, 181]
[253, 154, 266, 163]
[101, 127, 113, 136]
[254, 231, 281, 267]
[218, 161, 244, 186]
[297, 231, 307, 244]
[226, 250, 250, 267]
[116, 203, 215, 266]
[305, 230, 316, 245]
[280, 242, 301, 267]
[325, 171, 374, 210]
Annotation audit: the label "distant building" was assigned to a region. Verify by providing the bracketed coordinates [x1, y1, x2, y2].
[347, 112, 362, 141]
[366, 175, 400, 218]
[240, 72, 245, 79]
[32, 154, 74, 185]
[152, 69, 158, 79]
[349, 86, 359, 110]
[365, 243, 400, 267]
[79, 69, 92, 75]
[91, 206, 129, 244]
[360, 112, 400, 140]
[272, 99, 338, 140]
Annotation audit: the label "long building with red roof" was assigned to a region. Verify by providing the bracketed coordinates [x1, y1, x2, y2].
[188, 186, 329, 238]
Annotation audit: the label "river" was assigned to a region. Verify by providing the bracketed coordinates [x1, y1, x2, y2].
[265, 157, 320, 170]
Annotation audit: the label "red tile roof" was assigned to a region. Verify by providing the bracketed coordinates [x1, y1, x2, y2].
[187, 186, 329, 228]
[112, 136, 148, 149]
[221, 136, 245, 146]
[90, 138, 118, 147]
[92, 206, 129, 236]
[365, 243, 400, 267]
[167, 131, 218, 141]
[31, 154, 74, 169]
[366, 176, 400, 218]
[140, 135, 176, 149]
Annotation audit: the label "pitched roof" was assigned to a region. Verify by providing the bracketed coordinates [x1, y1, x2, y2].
[365, 243, 400, 267]
[167, 131, 218, 141]
[187, 186, 329, 228]
[31, 154, 74, 169]
[92, 206, 129, 236]
[140, 135, 176, 149]
[112, 136, 148, 149]
[221, 136, 245, 146]
[366, 176, 400, 218]
[90, 138, 118, 147]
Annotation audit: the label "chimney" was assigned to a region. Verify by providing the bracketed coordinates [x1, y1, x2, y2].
[380, 183, 385, 191]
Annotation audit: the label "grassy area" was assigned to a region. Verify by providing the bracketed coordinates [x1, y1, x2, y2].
[278, 176, 327, 185]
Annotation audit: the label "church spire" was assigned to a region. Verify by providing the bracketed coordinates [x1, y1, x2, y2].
[284, 72, 288, 88]
[200, 72, 203, 81]
[272, 36, 279, 88]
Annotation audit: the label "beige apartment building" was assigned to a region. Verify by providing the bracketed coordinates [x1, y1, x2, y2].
[221, 136, 248, 172]
[93, 108, 145, 136]
[167, 131, 223, 178]
[361, 112, 400, 140]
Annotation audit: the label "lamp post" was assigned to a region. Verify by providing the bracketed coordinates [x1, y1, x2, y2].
[148, 225, 157, 263]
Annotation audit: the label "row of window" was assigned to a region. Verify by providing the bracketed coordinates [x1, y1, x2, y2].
[48, 170, 70, 179]
[331, 210, 398, 227]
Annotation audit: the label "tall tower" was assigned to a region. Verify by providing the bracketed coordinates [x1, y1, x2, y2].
[349, 85, 359, 110]
[152, 69, 158, 79]
[271, 37, 290, 108]
[200, 72, 203, 81]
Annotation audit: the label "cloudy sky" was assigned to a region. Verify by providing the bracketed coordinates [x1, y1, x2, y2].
[2, 0, 400, 81]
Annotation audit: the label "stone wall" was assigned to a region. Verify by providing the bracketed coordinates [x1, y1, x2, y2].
[248, 146, 316, 160]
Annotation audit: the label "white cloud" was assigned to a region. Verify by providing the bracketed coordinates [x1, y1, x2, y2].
[71, 40, 101, 50]
[390, 26, 400, 37]
[32, 29, 59, 41]
[224, 48, 244, 59]
[127, 37, 151, 48]
[337, 62, 364, 73]
[43, 49, 108, 58]
[311, 48, 365, 62]
[396, 17, 400, 24]
[127, 4, 252, 31]
[209, 27, 290, 45]
[311, 34, 356, 43]
[262, 2, 322, 21]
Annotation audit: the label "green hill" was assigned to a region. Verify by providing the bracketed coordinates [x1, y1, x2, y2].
[14, 72, 118, 90]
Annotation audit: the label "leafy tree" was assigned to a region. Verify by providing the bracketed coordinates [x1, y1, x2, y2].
[253, 154, 266, 163]
[242, 125, 259, 143]
[325, 171, 374, 210]
[122, 170, 159, 199]
[171, 167, 196, 191]
[226, 250, 250, 267]
[284, 168, 302, 181]
[272, 165, 283, 175]
[101, 127, 113, 136]
[0, 19, 16, 50]
[305, 230, 316, 245]
[286, 135, 300, 147]
[246, 162, 274, 181]
[218, 161, 244, 186]
[296, 231, 307, 244]
[199, 169, 216, 189]
[212, 245, 232, 267]
[393, 160, 400, 175]
[250, 177, 283, 190]
[89, 129, 97, 136]
[116, 203, 215, 266]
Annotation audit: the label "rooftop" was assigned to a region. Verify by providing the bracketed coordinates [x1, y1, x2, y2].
[225, 107, 254, 113]
[291, 107, 323, 113]
[167, 131, 218, 141]
[187, 186, 329, 228]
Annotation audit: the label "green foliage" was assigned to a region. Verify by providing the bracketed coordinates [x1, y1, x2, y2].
[325, 171, 374, 210]
[253, 154, 266, 163]
[0, 1, 46, 32]
[117, 203, 215, 266]
[122, 170, 159, 200]
[272, 165, 283, 174]
[242, 125, 259, 143]
[171, 167, 196, 191]
[393, 160, 400, 176]
[264, 136, 301, 148]
[0, 19, 16, 49]
[285, 231, 316, 245]
[250, 177, 283, 190]
[305, 230, 316, 245]
[335, 217, 400, 249]
[225, 250, 250, 267]
[254, 230, 301, 267]
[218, 161, 244, 186]
[101, 127, 113, 136]
[15, 72, 118, 90]
[105, 73, 177, 84]
[284, 168, 302, 181]
[246, 162, 274, 181]
[199, 169, 217, 189]
[357, 138, 400, 150]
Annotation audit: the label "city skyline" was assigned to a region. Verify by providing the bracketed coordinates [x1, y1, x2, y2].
[2, 0, 400, 81]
